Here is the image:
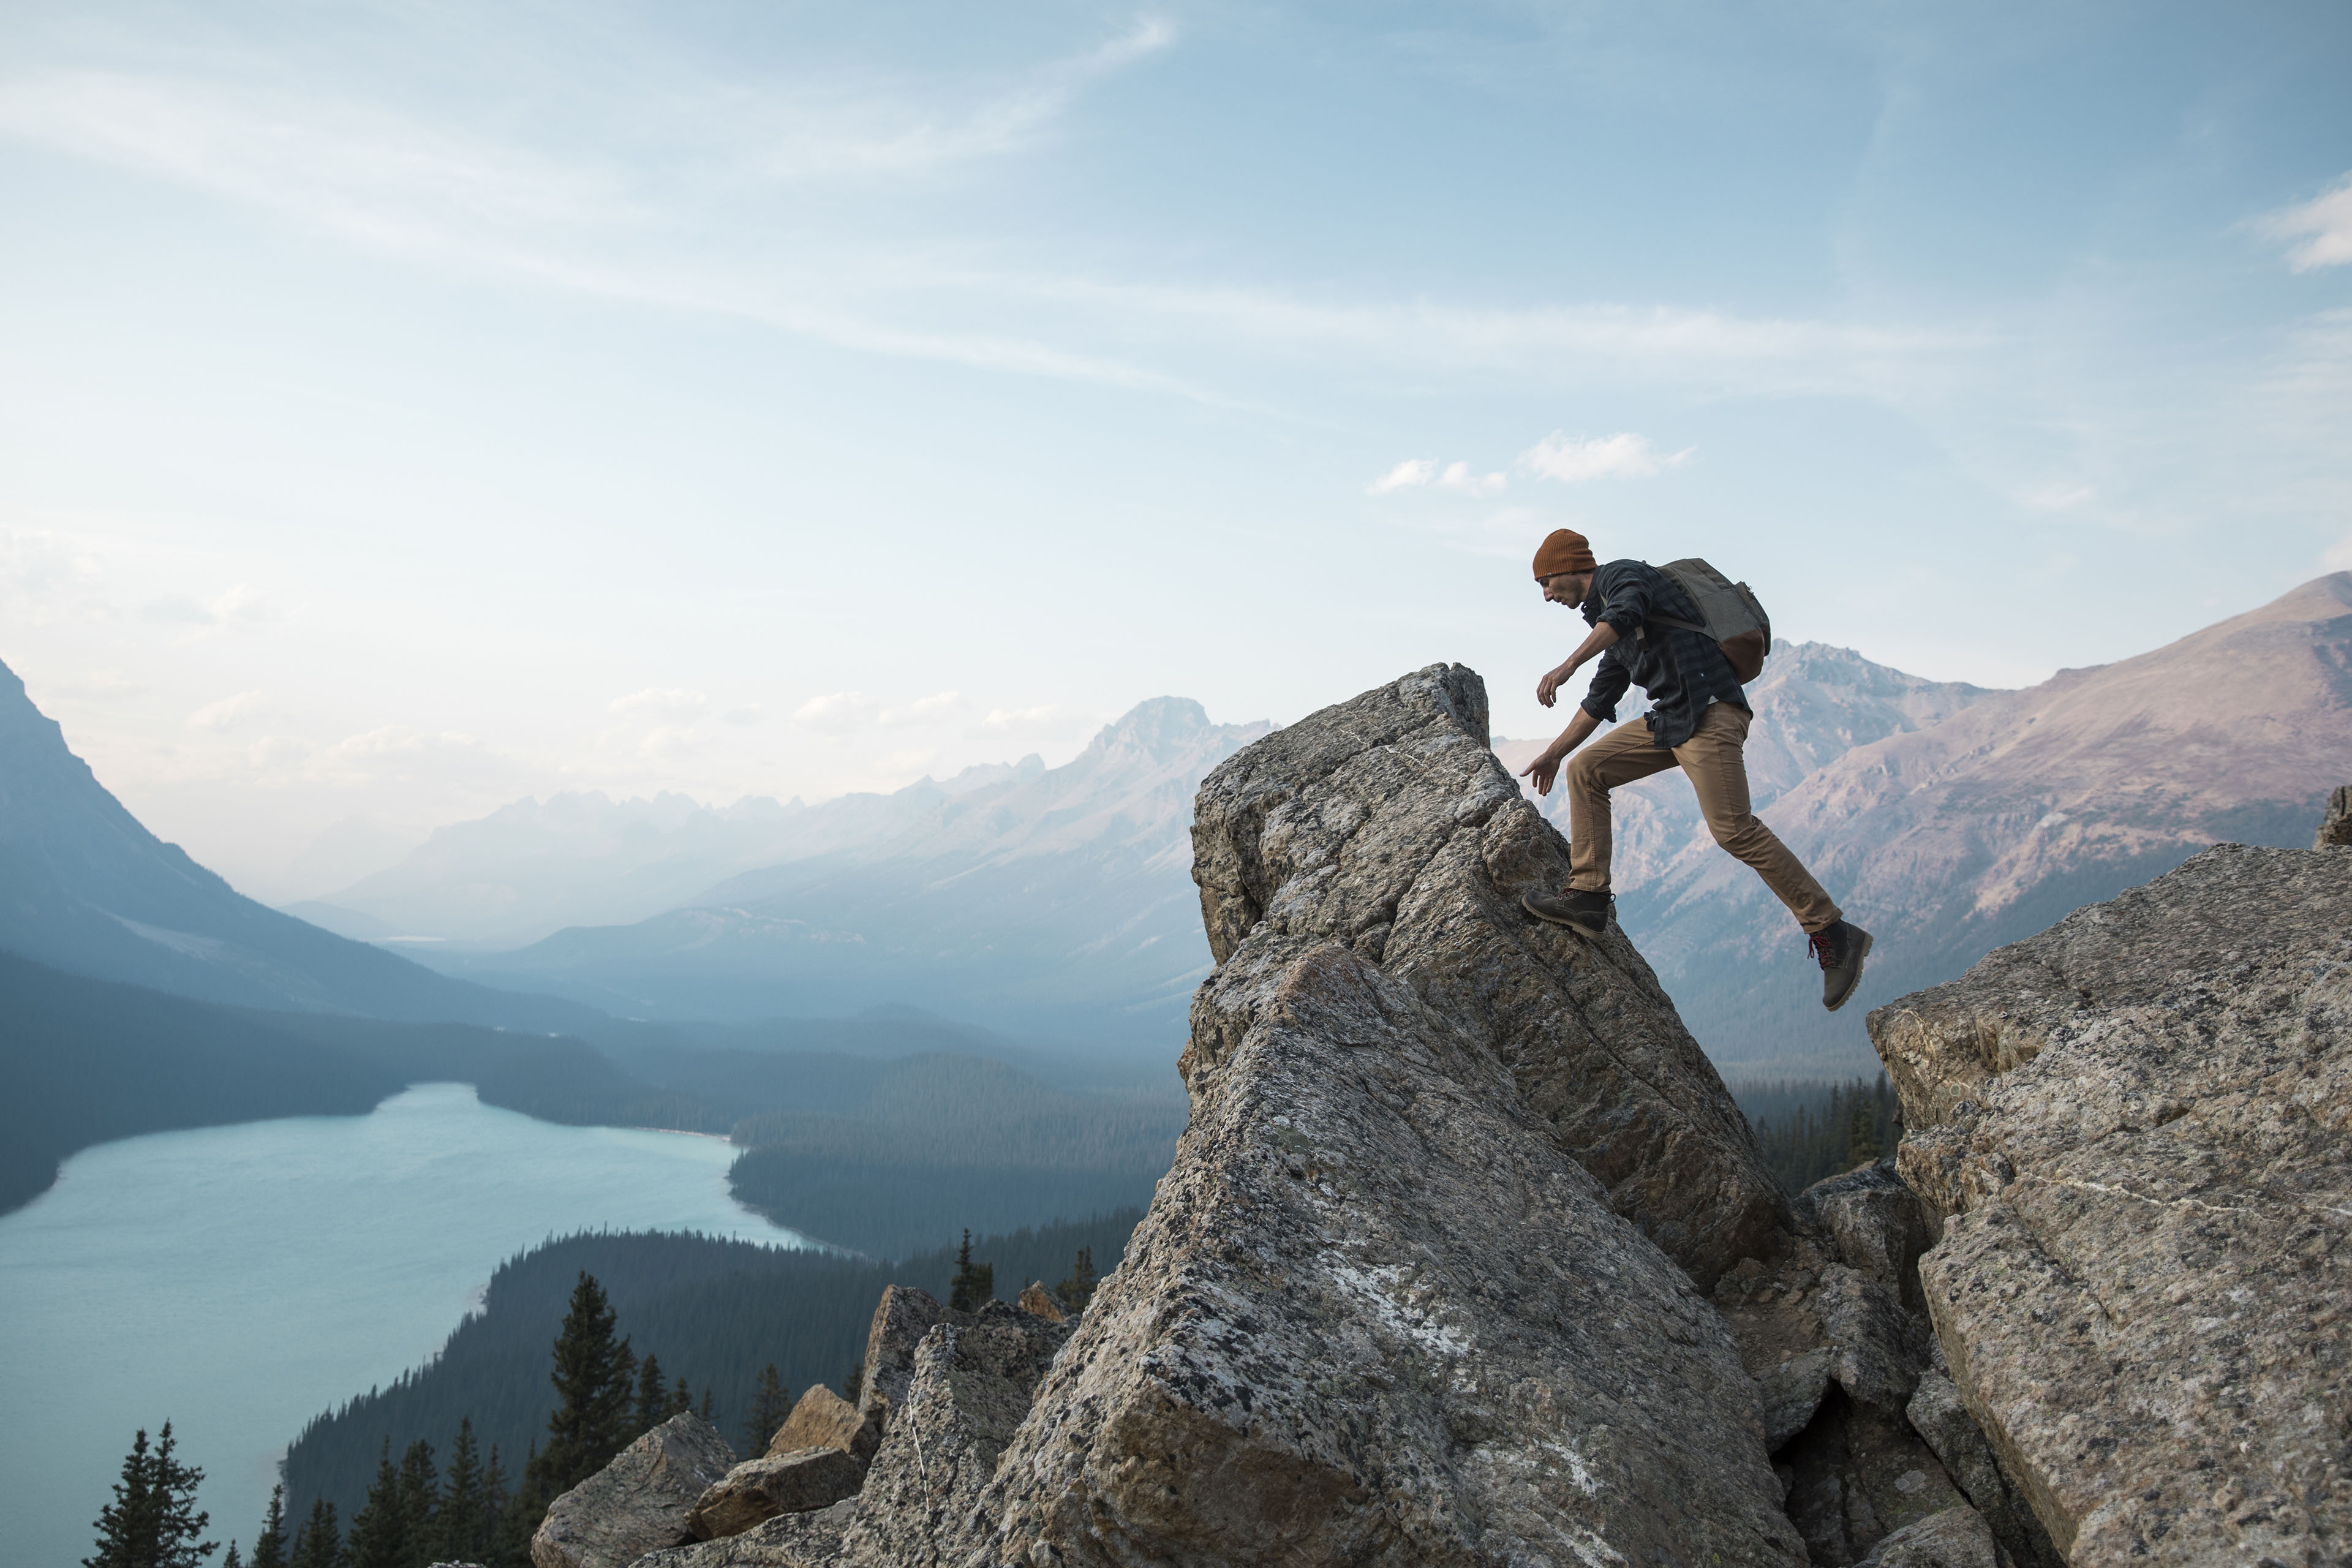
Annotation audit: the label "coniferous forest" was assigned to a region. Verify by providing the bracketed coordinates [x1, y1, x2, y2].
[277, 1212, 1142, 1539]
[1734, 1074, 1902, 1195]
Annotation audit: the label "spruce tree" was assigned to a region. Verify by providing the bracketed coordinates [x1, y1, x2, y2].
[529, 1272, 638, 1498]
[247, 1485, 288, 1568]
[633, 1353, 668, 1434]
[396, 1439, 439, 1568]
[698, 1386, 717, 1425]
[665, 1376, 693, 1419]
[1055, 1245, 1098, 1312]
[949, 1229, 994, 1311]
[86, 1422, 217, 1568]
[843, 1360, 864, 1406]
[341, 1441, 405, 1568]
[741, 1365, 791, 1454]
[222, 1547, 241, 1568]
[287, 1499, 339, 1568]
[436, 1421, 484, 1564]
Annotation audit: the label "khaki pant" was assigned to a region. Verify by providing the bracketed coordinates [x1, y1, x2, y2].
[1564, 701, 1841, 933]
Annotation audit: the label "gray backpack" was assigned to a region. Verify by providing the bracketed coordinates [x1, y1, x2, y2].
[1640, 558, 1773, 682]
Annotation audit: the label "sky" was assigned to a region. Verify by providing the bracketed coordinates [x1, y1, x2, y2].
[2, 0, 2348, 903]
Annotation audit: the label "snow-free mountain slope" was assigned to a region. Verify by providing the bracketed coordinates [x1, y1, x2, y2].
[1638, 574, 2352, 1069]
[422, 698, 1270, 1044]
[309, 760, 1049, 947]
[0, 658, 592, 1027]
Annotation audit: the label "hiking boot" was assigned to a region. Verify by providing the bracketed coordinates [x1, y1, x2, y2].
[1522, 888, 1613, 938]
[1809, 920, 1874, 1012]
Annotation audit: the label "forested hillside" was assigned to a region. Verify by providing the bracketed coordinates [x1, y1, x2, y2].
[281, 1214, 1141, 1526]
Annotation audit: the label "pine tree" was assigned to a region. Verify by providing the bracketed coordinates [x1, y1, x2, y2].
[666, 1376, 693, 1419]
[287, 1499, 338, 1568]
[741, 1365, 791, 1455]
[529, 1272, 638, 1498]
[223, 1547, 242, 1568]
[633, 1353, 668, 1434]
[698, 1386, 717, 1425]
[949, 1229, 993, 1311]
[86, 1422, 217, 1568]
[843, 1360, 864, 1406]
[342, 1440, 406, 1568]
[436, 1421, 484, 1564]
[247, 1485, 288, 1568]
[1055, 1245, 1098, 1313]
[396, 1439, 439, 1568]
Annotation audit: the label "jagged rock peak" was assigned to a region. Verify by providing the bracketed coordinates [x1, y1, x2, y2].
[1869, 841, 2352, 1565]
[1189, 661, 1788, 1287]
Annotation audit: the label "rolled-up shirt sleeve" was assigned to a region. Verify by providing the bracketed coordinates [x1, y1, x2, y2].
[1581, 645, 1632, 723]
[1593, 562, 1653, 639]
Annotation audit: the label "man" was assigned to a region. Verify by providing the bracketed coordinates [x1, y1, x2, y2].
[1515, 528, 1873, 1012]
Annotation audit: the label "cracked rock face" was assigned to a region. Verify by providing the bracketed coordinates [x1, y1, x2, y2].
[832, 1299, 1072, 1568]
[954, 933, 1806, 1566]
[1869, 843, 2352, 1566]
[1188, 662, 1789, 1290]
[530, 1413, 734, 1568]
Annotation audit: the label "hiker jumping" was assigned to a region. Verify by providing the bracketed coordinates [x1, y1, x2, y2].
[1513, 527, 1874, 1012]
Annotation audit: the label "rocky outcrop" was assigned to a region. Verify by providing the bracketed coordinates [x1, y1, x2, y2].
[766, 1386, 872, 1463]
[832, 1300, 1072, 1567]
[631, 1500, 855, 1568]
[2318, 784, 2352, 846]
[1014, 1281, 1066, 1322]
[530, 1414, 734, 1568]
[853, 1285, 952, 1445]
[687, 1450, 865, 1540]
[1188, 662, 1789, 1290]
[1869, 843, 2352, 1564]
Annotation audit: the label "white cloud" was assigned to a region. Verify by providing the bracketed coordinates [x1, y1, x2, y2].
[302, 727, 526, 788]
[880, 690, 962, 725]
[1368, 459, 1435, 494]
[1368, 458, 1506, 495]
[2264, 173, 2352, 273]
[138, 584, 276, 628]
[2323, 532, 2352, 573]
[793, 690, 879, 733]
[1518, 431, 1693, 483]
[186, 691, 269, 731]
[720, 704, 765, 725]
[981, 703, 1072, 736]
[608, 687, 709, 720]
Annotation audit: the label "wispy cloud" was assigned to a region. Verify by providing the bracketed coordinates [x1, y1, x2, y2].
[2263, 173, 2352, 273]
[1367, 458, 1507, 495]
[608, 687, 709, 720]
[186, 690, 268, 731]
[793, 690, 879, 733]
[1518, 431, 1692, 483]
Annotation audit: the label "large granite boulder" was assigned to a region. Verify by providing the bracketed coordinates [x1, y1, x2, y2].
[1869, 843, 2352, 1565]
[853, 1284, 953, 1444]
[630, 1498, 854, 1568]
[529, 1413, 734, 1568]
[832, 1299, 1072, 1567]
[687, 1449, 865, 1540]
[940, 926, 1806, 1566]
[765, 1385, 872, 1463]
[1188, 662, 1789, 1291]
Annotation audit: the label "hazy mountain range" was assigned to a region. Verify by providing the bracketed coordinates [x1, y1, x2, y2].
[0, 661, 586, 1031]
[371, 698, 1270, 1047]
[6, 576, 2345, 1077]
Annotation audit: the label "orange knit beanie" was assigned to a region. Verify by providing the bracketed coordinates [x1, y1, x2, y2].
[1531, 529, 1596, 579]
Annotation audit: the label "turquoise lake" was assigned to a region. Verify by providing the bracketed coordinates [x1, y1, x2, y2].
[0, 1085, 807, 1568]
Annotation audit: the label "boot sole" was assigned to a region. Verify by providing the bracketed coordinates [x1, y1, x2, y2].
[1522, 892, 1608, 940]
[1823, 928, 1875, 1012]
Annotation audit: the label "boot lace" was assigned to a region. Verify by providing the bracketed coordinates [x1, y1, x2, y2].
[1807, 927, 1841, 970]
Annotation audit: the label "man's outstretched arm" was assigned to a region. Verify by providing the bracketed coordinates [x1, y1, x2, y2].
[1535, 621, 1621, 707]
[1520, 706, 1601, 796]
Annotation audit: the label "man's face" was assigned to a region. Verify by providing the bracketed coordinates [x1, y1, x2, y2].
[1540, 571, 1593, 606]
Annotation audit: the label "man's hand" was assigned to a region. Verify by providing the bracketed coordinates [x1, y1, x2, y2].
[1536, 660, 1577, 708]
[1535, 621, 1621, 707]
[1519, 707, 1600, 796]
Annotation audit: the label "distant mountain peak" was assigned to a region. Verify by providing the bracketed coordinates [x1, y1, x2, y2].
[1080, 696, 1238, 765]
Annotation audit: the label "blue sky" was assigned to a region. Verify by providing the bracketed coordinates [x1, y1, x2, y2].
[2, 0, 2347, 899]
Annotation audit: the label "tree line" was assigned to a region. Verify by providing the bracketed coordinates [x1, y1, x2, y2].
[1737, 1073, 1901, 1194]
